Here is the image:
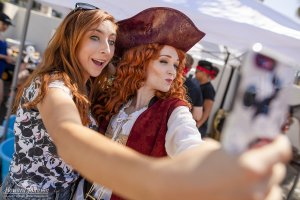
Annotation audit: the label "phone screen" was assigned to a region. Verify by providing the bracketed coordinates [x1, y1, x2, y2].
[221, 48, 296, 154]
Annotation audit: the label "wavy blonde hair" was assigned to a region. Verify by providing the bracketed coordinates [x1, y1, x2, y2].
[93, 43, 190, 122]
[13, 9, 117, 125]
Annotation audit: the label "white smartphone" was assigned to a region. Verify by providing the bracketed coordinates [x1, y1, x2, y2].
[221, 44, 296, 154]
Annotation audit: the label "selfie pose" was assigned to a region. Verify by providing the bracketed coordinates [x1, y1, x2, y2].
[73, 7, 205, 200]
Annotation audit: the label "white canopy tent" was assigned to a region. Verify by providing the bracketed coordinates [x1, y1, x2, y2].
[38, 0, 300, 64]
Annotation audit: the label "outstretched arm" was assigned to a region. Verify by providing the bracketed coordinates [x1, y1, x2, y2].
[38, 88, 291, 200]
[37, 88, 159, 198]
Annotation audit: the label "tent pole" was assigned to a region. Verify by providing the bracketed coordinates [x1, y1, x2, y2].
[218, 46, 231, 109]
[1, 0, 34, 142]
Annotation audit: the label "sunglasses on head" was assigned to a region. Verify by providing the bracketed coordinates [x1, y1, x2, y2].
[74, 2, 99, 11]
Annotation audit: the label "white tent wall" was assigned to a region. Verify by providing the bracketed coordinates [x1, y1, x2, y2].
[241, 0, 300, 31]
[15, 9, 61, 53]
[3, 2, 62, 53]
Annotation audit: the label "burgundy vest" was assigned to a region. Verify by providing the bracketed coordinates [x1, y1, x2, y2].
[98, 98, 187, 200]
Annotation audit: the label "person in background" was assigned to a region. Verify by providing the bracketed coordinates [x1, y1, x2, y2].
[194, 60, 219, 137]
[0, 12, 13, 107]
[0, 12, 14, 79]
[75, 7, 205, 200]
[0, 77, 3, 105]
[183, 53, 203, 128]
[0, 3, 117, 199]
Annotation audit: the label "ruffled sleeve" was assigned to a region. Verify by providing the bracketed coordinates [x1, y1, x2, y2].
[48, 80, 73, 98]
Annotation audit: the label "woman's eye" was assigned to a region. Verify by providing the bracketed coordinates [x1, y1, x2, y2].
[160, 60, 168, 64]
[90, 35, 99, 41]
[108, 40, 115, 46]
[173, 64, 179, 70]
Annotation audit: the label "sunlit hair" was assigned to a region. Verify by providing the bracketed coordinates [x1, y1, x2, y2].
[13, 9, 117, 125]
[93, 43, 190, 122]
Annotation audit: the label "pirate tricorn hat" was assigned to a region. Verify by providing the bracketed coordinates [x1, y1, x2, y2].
[115, 7, 205, 56]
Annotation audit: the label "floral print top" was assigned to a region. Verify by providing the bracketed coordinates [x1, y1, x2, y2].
[9, 78, 97, 192]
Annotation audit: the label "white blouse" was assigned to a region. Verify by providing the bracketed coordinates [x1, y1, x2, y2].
[73, 100, 203, 200]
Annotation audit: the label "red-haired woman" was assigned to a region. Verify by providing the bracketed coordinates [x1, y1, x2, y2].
[77, 7, 205, 200]
[0, 3, 117, 199]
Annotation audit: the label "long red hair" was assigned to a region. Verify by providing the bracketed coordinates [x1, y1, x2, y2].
[13, 9, 116, 125]
[92, 43, 190, 122]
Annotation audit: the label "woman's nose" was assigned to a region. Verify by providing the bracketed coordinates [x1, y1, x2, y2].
[168, 65, 176, 76]
[99, 40, 111, 54]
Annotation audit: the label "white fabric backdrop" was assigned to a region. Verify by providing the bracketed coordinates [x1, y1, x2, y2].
[38, 0, 300, 65]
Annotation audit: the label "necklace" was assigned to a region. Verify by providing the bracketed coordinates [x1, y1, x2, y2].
[85, 184, 105, 200]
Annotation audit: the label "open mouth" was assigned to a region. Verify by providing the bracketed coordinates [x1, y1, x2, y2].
[92, 59, 105, 67]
